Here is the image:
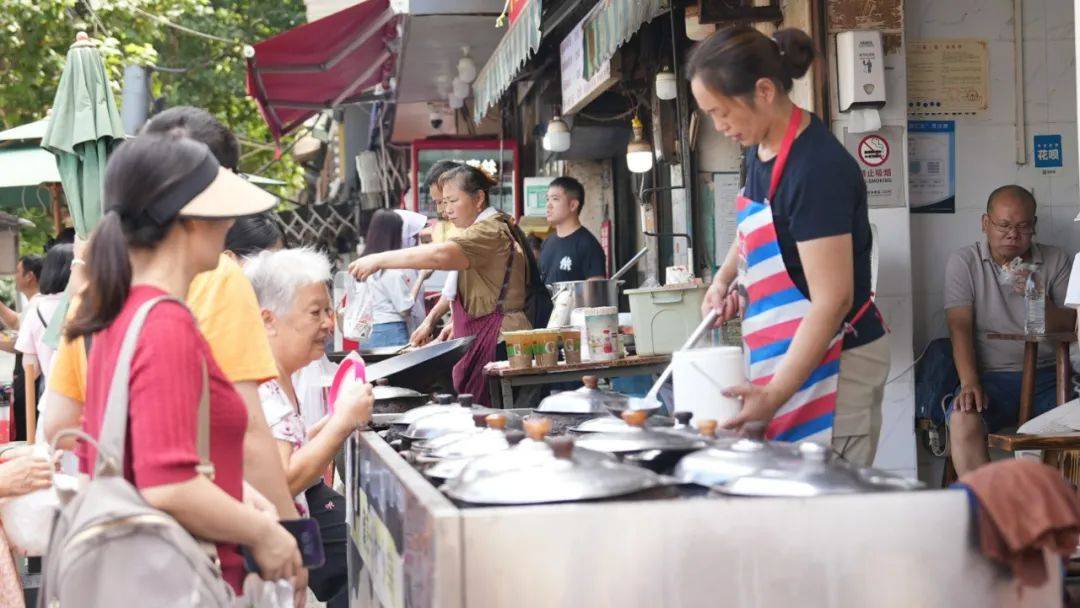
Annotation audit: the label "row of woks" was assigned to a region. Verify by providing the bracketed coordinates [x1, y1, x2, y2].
[379, 379, 922, 506]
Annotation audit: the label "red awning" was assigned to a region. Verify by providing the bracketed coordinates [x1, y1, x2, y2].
[246, 0, 399, 139]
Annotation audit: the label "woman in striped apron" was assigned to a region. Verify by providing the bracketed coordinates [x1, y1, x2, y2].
[687, 26, 890, 466]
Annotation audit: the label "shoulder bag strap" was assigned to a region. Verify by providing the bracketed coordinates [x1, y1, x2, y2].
[96, 296, 212, 481]
[36, 305, 48, 329]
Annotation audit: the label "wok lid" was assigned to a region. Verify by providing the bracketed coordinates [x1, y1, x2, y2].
[714, 442, 883, 497]
[443, 418, 662, 505]
[536, 376, 626, 415]
[574, 411, 707, 454]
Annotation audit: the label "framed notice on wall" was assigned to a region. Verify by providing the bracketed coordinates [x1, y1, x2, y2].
[907, 40, 989, 117]
[908, 121, 956, 213]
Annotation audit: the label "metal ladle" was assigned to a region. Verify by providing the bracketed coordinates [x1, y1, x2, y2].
[642, 309, 721, 406]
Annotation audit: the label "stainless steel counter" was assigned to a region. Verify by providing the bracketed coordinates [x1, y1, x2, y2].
[344, 430, 1061, 608]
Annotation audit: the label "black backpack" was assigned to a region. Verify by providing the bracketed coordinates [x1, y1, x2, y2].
[502, 218, 553, 329]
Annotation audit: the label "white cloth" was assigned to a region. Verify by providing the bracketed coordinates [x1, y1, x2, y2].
[1064, 253, 1080, 309]
[1017, 398, 1080, 434]
[354, 269, 417, 325]
[16, 293, 62, 387]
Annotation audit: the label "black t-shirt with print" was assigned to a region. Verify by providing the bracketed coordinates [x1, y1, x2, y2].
[539, 226, 606, 285]
[743, 113, 884, 349]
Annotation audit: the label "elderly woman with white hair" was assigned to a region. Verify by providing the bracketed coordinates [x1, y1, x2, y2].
[244, 247, 372, 608]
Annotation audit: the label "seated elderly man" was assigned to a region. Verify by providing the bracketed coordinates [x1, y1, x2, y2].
[244, 247, 373, 608]
[946, 185, 1075, 475]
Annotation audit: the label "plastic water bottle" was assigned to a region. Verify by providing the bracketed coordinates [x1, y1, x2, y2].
[1025, 266, 1045, 335]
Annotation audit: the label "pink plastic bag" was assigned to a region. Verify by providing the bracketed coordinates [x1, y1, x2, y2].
[328, 351, 366, 415]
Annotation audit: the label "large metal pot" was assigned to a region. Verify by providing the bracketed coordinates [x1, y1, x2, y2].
[552, 278, 624, 310]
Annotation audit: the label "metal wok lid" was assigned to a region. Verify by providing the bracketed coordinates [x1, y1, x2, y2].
[418, 414, 511, 460]
[674, 437, 801, 487]
[536, 376, 627, 415]
[713, 442, 882, 497]
[443, 419, 662, 505]
[392, 394, 457, 427]
[372, 385, 424, 401]
[573, 411, 707, 454]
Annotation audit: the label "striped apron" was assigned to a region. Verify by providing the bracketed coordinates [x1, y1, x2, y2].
[736, 106, 874, 444]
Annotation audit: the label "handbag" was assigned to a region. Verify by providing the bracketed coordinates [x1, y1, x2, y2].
[37, 296, 234, 607]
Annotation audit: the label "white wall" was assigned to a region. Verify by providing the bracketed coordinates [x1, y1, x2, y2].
[826, 22, 917, 477]
[906, 0, 1079, 351]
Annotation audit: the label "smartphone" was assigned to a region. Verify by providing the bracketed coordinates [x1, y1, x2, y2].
[242, 518, 325, 573]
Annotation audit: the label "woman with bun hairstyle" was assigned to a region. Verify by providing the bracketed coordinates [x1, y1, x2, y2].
[349, 164, 532, 405]
[690, 26, 889, 465]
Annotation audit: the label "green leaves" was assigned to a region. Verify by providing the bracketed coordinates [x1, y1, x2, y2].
[0, 0, 307, 194]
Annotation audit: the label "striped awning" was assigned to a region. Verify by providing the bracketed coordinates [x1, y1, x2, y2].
[472, 0, 542, 124]
[585, 0, 666, 70]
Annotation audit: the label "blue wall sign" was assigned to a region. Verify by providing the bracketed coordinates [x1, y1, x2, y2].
[1034, 134, 1063, 168]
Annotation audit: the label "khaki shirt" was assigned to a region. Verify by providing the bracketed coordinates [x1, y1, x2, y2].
[449, 212, 531, 333]
[944, 241, 1071, 372]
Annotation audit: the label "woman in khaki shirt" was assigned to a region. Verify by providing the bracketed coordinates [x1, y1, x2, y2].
[349, 165, 531, 405]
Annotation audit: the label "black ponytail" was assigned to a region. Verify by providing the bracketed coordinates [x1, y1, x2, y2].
[65, 132, 210, 340]
[687, 26, 815, 100]
[66, 213, 132, 340]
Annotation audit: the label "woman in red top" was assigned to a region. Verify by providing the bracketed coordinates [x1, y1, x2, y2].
[64, 132, 301, 595]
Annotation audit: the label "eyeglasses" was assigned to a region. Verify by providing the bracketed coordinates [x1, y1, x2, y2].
[987, 218, 1036, 236]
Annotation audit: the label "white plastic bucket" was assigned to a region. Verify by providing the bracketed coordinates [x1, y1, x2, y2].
[672, 346, 745, 425]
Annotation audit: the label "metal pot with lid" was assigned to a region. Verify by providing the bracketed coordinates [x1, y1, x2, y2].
[391, 393, 458, 428]
[536, 376, 629, 415]
[443, 417, 663, 505]
[713, 442, 887, 497]
[417, 413, 512, 462]
[674, 435, 802, 488]
[573, 411, 709, 472]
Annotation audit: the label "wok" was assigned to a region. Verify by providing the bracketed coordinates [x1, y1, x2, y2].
[363, 336, 475, 392]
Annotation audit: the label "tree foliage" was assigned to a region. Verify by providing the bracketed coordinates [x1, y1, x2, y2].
[0, 0, 307, 190]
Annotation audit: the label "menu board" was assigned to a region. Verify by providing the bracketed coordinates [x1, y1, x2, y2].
[907, 40, 989, 117]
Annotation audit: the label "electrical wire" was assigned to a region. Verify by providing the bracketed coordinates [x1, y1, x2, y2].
[129, 6, 240, 45]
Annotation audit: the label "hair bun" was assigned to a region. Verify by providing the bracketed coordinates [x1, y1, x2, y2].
[773, 28, 815, 81]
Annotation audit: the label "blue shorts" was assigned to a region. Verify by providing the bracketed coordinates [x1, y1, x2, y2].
[946, 367, 1059, 432]
[359, 321, 409, 348]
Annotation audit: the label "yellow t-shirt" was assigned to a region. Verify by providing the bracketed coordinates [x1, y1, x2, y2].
[49, 253, 278, 402]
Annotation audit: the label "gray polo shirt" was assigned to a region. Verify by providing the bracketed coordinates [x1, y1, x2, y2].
[944, 241, 1071, 372]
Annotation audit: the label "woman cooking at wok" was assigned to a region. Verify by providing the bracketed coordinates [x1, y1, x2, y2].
[690, 26, 889, 466]
[349, 164, 532, 406]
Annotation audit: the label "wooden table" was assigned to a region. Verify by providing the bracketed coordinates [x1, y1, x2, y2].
[986, 331, 1076, 424]
[484, 354, 672, 409]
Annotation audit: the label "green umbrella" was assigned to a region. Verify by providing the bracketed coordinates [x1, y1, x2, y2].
[40, 32, 125, 239]
[40, 32, 124, 350]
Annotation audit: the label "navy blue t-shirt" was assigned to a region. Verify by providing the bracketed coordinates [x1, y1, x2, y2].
[743, 114, 884, 349]
[539, 226, 607, 284]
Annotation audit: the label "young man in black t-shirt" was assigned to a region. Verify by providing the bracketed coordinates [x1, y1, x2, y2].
[539, 176, 607, 285]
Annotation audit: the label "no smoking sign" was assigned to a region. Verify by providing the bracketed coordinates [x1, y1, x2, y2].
[843, 127, 904, 209]
[858, 135, 889, 167]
